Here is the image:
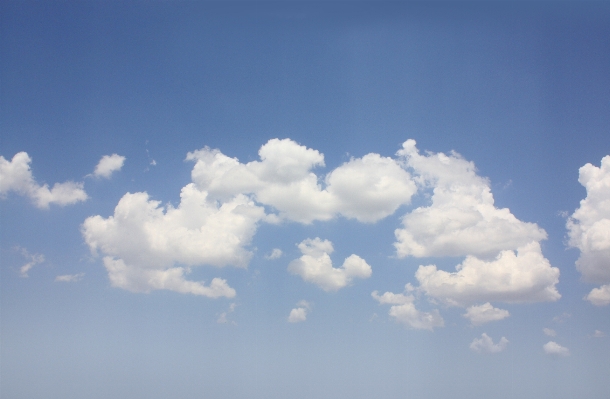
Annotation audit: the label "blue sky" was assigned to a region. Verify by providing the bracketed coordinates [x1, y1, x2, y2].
[1, 2, 609, 398]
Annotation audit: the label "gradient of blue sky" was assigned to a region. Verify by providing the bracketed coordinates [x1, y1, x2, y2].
[1, 2, 609, 399]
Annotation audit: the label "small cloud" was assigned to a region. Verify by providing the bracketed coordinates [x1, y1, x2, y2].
[93, 154, 125, 179]
[463, 303, 510, 326]
[265, 248, 283, 260]
[543, 328, 557, 337]
[469, 333, 508, 354]
[584, 284, 610, 306]
[288, 300, 311, 323]
[217, 302, 237, 324]
[371, 290, 444, 331]
[543, 341, 570, 356]
[17, 247, 44, 277]
[592, 330, 605, 338]
[55, 273, 84, 282]
[553, 312, 571, 323]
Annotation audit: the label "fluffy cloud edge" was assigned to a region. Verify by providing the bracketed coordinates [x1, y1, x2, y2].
[93, 154, 126, 179]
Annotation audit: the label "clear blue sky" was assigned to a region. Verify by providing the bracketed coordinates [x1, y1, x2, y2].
[1, 2, 609, 398]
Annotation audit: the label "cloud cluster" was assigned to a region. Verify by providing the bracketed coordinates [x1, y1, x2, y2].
[543, 341, 570, 356]
[93, 154, 125, 179]
[288, 238, 372, 292]
[0, 152, 87, 208]
[372, 289, 444, 330]
[288, 300, 311, 323]
[469, 333, 508, 353]
[463, 303, 510, 326]
[187, 138, 417, 224]
[566, 156, 610, 305]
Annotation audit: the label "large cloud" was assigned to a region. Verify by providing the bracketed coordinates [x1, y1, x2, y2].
[0, 152, 87, 208]
[187, 138, 417, 224]
[82, 184, 264, 297]
[288, 238, 372, 292]
[371, 289, 444, 331]
[566, 155, 610, 305]
[394, 140, 546, 258]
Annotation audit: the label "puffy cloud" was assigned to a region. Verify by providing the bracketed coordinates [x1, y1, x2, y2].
[543, 341, 570, 356]
[372, 289, 444, 331]
[0, 152, 87, 208]
[566, 156, 610, 305]
[288, 238, 372, 292]
[395, 140, 547, 259]
[415, 242, 560, 306]
[470, 333, 508, 353]
[265, 248, 283, 260]
[187, 138, 416, 224]
[82, 183, 262, 296]
[543, 328, 557, 337]
[93, 154, 125, 179]
[55, 273, 84, 282]
[463, 303, 510, 326]
[17, 247, 44, 278]
[584, 284, 610, 306]
[288, 300, 311, 323]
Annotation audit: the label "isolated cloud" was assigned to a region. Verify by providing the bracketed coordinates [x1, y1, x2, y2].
[0, 152, 87, 208]
[470, 333, 508, 353]
[415, 242, 560, 306]
[187, 138, 416, 224]
[288, 300, 311, 323]
[592, 330, 605, 338]
[543, 328, 557, 337]
[543, 341, 570, 356]
[395, 140, 547, 258]
[17, 247, 44, 277]
[217, 303, 237, 324]
[288, 238, 372, 291]
[265, 248, 283, 260]
[55, 273, 84, 282]
[93, 154, 125, 179]
[372, 289, 444, 331]
[463, 303, 510, 326]
[584, 284, 610, 306]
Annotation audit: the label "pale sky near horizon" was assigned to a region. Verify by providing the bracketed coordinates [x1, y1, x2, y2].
[1, 2, 609, 399]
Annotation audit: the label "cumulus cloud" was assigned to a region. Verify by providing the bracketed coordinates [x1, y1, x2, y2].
[415, 242, 560, 306]
[0, 152, 87, 208]
[566, 156, 610, 305]
[17, 247, 44, 277]
[470, 333, 508, 353]
[395, 140, 547, 259]
[265, 248, 283, 260]
[463, 303, 510, 326]
[372, 289, 444, 331]
[543, 341, 570, 356]
[93, 154, 125, 179]
[584, 284, 610, 306]
[543, 328, 557, 337]
[187, 138, 417, 224]
[288, 300, 311, 323]
[55, 273, 84, 282]
[288, 238, 372, 292]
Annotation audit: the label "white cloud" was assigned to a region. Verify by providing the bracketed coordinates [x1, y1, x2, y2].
[288, 300, 311, 323]
[55, 273, 84, 282]
[265, 248, 283, 260]
[584, 284, 610, 306]
[93, 154, 125, 179]
[217, 303, 237, 324]
[187, 138, 416, 224]
[0, 152, 87, 208]
[566, 156, 610, 284]
[463, 303, 510, 326]
[415, 242, 560, 306]
[543, 328, 557, 337]
[288, 238, 372, 292]
[470, 333, 508, 353]
[17, 247, 44, 277]
[394, 140, 547, 259]
[372, 290, 444, 331]
[553, 312, 571, 323]
[543, 341, 570, 356]
[592, 330, 605, 338]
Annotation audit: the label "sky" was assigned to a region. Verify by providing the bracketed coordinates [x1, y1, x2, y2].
[1, 2, 609, 398]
